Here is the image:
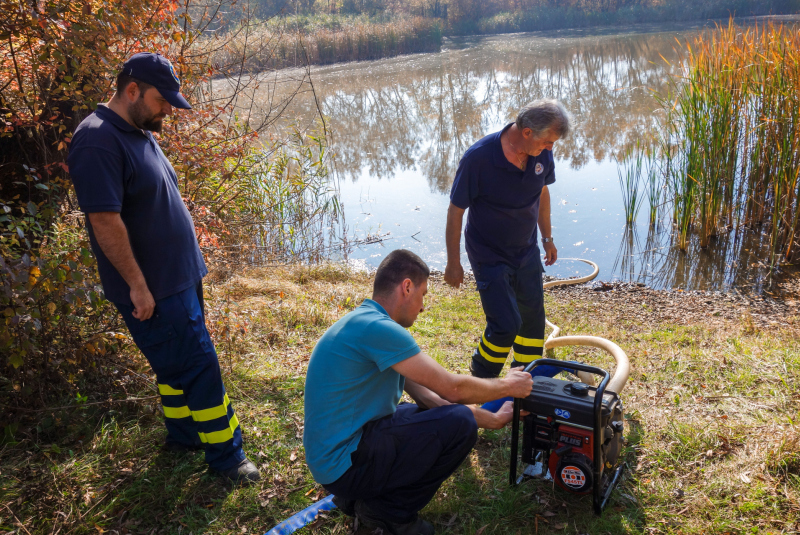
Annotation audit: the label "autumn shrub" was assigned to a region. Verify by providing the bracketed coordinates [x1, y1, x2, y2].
[0, 0, 304, 404]
[0, 192, 124, 404]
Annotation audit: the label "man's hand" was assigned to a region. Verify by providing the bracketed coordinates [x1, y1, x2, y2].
[543, 241, 558, 266]
[130, 284, 155, 320]
[444, 262, 464, 288]
[503, 366, 534, 398]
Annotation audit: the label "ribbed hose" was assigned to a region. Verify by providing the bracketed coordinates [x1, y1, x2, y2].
[543, 259, 630, 394]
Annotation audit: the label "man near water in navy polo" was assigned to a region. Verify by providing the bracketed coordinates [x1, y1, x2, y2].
[68, 52, 260, 484]
[444, 99, 572, 380]
[304, 249, 534, 535]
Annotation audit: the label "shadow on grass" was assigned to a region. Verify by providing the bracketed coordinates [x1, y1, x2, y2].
[0, 371, 317, 534]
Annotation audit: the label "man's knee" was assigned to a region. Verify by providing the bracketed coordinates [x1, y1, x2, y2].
[448, 404, 478, 449]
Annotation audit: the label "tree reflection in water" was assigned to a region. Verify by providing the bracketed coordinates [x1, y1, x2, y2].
[265, 28, 685, 192]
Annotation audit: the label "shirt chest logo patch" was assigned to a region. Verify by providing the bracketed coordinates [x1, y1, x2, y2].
[535, 162, 544, 175]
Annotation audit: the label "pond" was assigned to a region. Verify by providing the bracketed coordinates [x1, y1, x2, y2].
[239, 16, 800, 293]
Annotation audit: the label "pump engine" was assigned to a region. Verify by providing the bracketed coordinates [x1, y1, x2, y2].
[509, 359, 625, 515]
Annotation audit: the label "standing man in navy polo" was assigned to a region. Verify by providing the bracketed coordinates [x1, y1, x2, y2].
[68, 52, 260, 484]
[444, 99, 571, 379]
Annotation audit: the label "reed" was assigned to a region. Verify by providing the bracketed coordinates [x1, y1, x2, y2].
[616, 141, 648, 226]
[210, 16, 442, 71]
[660, 20, 800, 265]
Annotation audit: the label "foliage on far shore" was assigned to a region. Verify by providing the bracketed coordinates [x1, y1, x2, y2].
[210, 15, 442, 70]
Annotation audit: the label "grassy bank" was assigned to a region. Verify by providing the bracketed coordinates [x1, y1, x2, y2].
[2, 265, 799, 533]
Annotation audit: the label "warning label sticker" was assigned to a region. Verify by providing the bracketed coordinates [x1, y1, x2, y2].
[560, 465, 587, 489]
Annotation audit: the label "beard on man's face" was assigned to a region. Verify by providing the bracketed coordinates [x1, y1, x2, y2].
[129, 97, 164, 132]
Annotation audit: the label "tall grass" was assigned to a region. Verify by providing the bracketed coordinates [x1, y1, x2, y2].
[221, 130, 345, 265]
[617, 141, 655, 226]
[211, 16, 442, 71]
[660, 20, 800, 266]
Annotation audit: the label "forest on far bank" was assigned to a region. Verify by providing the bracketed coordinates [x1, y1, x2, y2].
[243, 0, 800, 35]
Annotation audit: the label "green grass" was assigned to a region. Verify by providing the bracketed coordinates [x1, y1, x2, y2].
[2, 265, 800, 533]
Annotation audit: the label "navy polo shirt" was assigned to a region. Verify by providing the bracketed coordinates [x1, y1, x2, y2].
[67, 105, 207, 305]
[450, 123, 555, 267]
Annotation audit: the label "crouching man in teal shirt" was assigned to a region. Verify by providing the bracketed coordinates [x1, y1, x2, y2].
[304, 250, 534, 535]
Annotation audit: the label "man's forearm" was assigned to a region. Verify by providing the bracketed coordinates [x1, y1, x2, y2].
[88, 212, 148, 291]
[538, 185, 552, 238]
[405, 379, 511, 430]
[404, 379, 452, 410]
[446, 374, 523, 405]
[445, 203, 465, 263]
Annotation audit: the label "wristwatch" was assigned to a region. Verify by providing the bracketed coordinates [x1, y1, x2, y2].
[541, 237, 554, 243]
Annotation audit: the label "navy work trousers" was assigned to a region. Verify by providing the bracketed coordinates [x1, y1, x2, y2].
[114, 282, 245, 471]
[323, 403, 478, 524]
[469, 251, 547, 378]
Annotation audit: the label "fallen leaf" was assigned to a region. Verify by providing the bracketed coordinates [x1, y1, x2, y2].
[554, 523, 567, 529]
[290, 450, 297, 462]
[475, 526, 488, 535]
[739, 473, 751, 484]
[543, 511, 556, 517]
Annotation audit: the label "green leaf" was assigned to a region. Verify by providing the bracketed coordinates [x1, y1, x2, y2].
[9, 353, 23, 368]
[27, 202, 37, 216]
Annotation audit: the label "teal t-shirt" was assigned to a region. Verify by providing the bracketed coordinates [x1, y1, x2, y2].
[303, 299, 421, 484]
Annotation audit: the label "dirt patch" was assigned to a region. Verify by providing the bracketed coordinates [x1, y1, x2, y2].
[427, 269, 798, 332]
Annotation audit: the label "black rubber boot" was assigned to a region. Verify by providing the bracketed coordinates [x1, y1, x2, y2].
[355, 501, 434, 535]
[215, 458, 261, 486]
[469, 349, 503, 379]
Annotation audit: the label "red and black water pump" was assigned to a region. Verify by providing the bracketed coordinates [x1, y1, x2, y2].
[509, 359, 626, 515]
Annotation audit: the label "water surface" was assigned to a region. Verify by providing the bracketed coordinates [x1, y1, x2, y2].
[239, 16, 800, 291]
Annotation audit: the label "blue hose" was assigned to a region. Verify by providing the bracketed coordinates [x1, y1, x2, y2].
[264, 495, 338, 535]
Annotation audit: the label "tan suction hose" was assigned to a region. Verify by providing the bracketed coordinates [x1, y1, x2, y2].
[543, 259, 630, 394]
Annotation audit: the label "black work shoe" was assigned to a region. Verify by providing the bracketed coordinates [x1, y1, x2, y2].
[162, 440, 204, 453]
[332, 495, 356, 516]
[355, 501, 434, 535]
[468, 358, 500, 379]
[215, 458, 261, 486]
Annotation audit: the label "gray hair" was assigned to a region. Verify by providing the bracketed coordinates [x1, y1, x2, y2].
[516, 99, 571, 139]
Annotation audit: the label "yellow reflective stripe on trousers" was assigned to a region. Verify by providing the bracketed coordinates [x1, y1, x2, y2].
[482, 334, 511, 353]
[158, 383, 184, 396]
[163, 405, 191, 419]
[514, 336, 544, 347]
[199, 413, 240, 444]
[192, 394, 231, 422]
[511, 351, 538, 363]
[478, 344, 507, 363]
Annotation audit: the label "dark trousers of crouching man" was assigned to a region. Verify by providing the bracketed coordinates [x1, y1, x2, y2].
[323, 403, 477, 524]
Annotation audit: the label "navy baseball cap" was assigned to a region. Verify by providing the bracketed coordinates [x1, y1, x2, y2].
[120, 52, 191, 109]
